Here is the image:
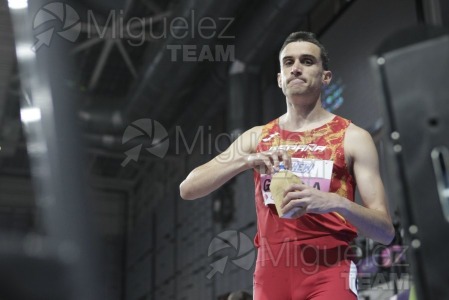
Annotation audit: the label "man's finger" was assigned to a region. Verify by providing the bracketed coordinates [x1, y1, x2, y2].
[271, 151, 281, 171]
[281, 199, 307, 215]
[281, 190, 308, 208]
[261, 156, 273, 174]
[281, 150, 291, 170]
[283, 183, 307, 196]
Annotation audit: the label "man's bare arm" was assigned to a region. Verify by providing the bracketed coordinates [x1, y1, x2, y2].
[179, 126, 259, 200]
[180, 126, 292, 200]
[336, 125, 395, 244]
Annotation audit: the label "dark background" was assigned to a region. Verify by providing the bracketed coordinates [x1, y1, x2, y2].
[0, 0, 447, 299]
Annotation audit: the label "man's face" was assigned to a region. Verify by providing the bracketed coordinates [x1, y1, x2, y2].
[277, 41, 331, 98]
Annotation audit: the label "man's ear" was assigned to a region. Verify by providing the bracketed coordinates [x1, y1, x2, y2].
[322, 70, 332, 86]
[277, 73, 282, 88]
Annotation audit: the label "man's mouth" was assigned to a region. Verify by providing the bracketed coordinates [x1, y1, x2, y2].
[289, 78, 306, 84]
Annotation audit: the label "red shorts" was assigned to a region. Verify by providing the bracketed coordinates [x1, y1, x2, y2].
[253, 243, 358, 300]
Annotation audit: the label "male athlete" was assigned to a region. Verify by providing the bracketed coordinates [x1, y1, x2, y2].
[180, 31, 394, 299]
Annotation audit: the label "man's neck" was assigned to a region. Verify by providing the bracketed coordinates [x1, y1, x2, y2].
[281, 96, 333, 131]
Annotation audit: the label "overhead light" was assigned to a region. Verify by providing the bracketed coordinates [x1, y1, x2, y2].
[20, 107, 42, 123]
[8, 0, 28, 9]
[16, 43, 35, 60]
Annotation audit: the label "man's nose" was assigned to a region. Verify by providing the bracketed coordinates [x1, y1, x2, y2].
[291, 61, 302, 75]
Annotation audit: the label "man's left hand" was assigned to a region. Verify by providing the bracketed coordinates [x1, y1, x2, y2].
[280, 183, 341, 218]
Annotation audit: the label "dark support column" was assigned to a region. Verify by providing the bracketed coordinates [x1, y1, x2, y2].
[228, 60, 261, 139]
[417, 0, 445, 26]
[415, 0, 425, 23]
[9, 1, 103, 299]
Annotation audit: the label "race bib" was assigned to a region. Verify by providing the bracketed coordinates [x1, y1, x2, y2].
[260, 158, 334, 218]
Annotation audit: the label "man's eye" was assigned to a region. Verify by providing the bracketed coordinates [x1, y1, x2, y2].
[303, 59, 313, 65]
[284, 60, 293, 65]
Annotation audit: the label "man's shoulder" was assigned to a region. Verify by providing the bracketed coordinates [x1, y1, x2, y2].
[238, 122, 279, 153]
[346, 123, 371, 140]
[345, 123, 376, 159]
[244, 118, 279, 138]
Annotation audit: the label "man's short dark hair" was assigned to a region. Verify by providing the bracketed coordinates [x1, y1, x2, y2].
[279, 31, 329, 70]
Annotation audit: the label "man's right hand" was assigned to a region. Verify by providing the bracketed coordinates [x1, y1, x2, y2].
[246, 149, 292, 174]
